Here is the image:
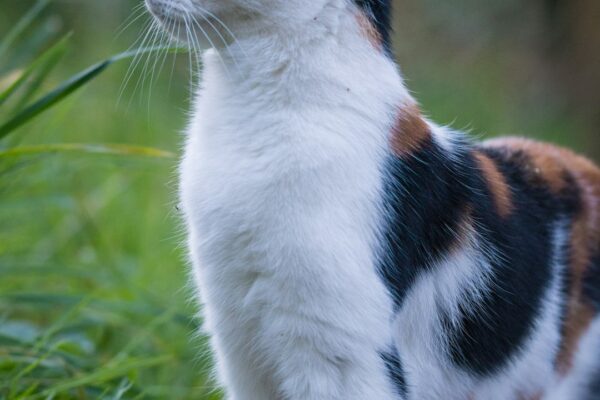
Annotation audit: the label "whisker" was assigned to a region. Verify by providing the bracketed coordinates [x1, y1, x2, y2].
[118, 22, 150, 95]
[122, 19, 161, 111]
[147, 23, 169, 113]
[135, 22, 162, 106]
[189, 13, 233, 79]
[148, 19, 175, 111]
[197, 7, 249, 58]
[116, 2, 145, 31]
[168, 21, 182, 94]
[183, 16, 196, 92]
[118, 18, 155, 106]
[187, 17, 205, 77]
[189, 17, 206, 68]
[157, 19, 176, 85]
[114, 3, 147, 39]
[195, 13, 242, 72]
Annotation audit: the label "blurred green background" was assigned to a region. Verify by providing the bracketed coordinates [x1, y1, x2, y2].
[0, 0, 598, 398]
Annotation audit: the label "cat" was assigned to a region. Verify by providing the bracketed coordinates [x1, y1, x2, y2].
[144, 0, 600, 398]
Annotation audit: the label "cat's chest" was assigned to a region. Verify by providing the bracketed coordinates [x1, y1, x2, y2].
[179, 112, 387, 278]
[184, 105, 378, 214]
[181, 133, 330, 257]
[182, 131, 326, 229]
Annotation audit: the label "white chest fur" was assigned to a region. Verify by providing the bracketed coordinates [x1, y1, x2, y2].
[179, 11, 408, 400]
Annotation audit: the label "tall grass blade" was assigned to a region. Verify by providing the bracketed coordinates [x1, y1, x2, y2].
[12, 35, 72, 111]
[0, 143, 175, 158]
[36, 355, 170, 398]
[0, 61, 110, 140]
[0, 33, 71, 107]
[0, 45, 184, 141]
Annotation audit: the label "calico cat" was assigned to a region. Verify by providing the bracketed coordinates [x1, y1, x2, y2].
[144, 0, 600, 398]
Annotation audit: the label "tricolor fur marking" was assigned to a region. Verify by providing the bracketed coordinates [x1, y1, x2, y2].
[143, 0, 600, 398]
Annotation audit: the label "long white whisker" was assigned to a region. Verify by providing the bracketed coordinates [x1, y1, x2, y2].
[183, 16, 195, 92]
[187, 16, 204, 68]
[157, 19, 175, 85]
[125, 20, 161, 110]
[198, 7, 249, 58]
[189, 13, 233, 79]
[147, 23, 169, 113]
[149, 18, 176, 110]
[195, 13, 242, 71]
[187, 17, 205, 76]
[119, 23, 151, 97]
[118, 18, 155, 106]
[168, 21, 182, 94]
[114, 3, 147, 39]
[135, 22, 162, 104]
[115, 2, 145, 33]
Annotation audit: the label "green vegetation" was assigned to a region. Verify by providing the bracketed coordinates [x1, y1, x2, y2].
[0, 0, 595, 399]
[0, 1, 217, 398]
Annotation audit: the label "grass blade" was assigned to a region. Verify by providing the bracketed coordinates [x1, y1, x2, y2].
[11, 35, 72, 111]
[36, 356, 171, 398]
[0, 45, 184, 141]
[0, 33, 71, 107]
[0, 143, 175, 158]
[0, 61, 110, 140]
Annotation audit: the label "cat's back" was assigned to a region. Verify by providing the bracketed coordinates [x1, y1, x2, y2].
[482, 137, 600, 372]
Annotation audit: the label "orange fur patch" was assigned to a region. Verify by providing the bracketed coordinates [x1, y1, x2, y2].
[484, 138, 569, 193]
[556, 153, 600, 373]
[390, 104, 431, 157]
[473, 151, 514, 218]
[517, 392, 543, 400]
[355, 11, 383, 51]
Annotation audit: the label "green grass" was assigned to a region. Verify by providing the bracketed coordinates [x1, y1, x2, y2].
[0, 1, 218, 398]
[0, 1, 594, 399]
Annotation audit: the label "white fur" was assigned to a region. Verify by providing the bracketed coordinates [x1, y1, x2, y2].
[393, 222, 566, 400]
[179, 2, 407, 398]
[394, 236, 494, 400]
[545, 318, 600, 400]
[473, 222, 568, 400]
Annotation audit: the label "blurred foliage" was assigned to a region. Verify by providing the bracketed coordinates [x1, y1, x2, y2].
[393, 0, 599, 157]
[0, 0, 215, 398]
[0, 0, 598, 398]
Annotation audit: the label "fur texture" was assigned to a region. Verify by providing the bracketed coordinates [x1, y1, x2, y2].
[144, 0, 600, 398]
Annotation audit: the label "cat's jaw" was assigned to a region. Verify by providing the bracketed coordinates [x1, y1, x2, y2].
[146, 0, 355, 52]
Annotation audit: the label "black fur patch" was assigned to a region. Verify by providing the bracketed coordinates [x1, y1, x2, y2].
[377, 140, 581, 376]
[381, 347, 408, 397]
[586, 363, 600, 400]
[354, 0, 392, 54]
[378, 136, 473, 310]
[445, 148, 581, 376]
[584, 252, 600, 310]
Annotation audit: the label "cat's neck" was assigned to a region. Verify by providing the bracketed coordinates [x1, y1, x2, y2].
[195, 7, 412, 149]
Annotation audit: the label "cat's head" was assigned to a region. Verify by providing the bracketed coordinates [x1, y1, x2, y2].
[144, 0, 391, 51]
